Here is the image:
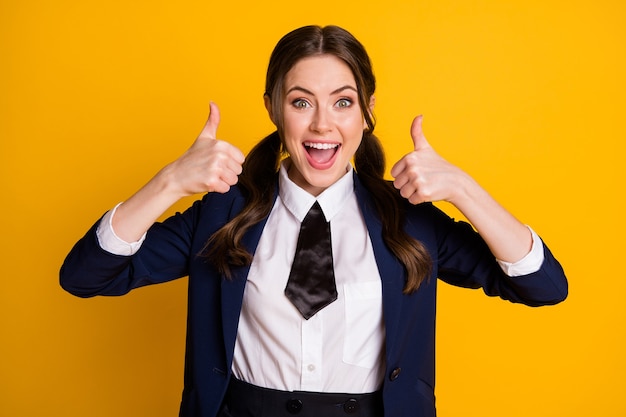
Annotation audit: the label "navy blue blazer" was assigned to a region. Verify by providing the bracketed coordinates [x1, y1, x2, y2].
[60, 173, 568, 417]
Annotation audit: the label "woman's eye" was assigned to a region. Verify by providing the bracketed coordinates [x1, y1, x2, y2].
[292, 99, 310, 109]
[336, 98, 352, 108]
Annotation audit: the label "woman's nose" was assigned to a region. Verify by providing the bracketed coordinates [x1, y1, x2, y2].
[310, 106, 332, 133]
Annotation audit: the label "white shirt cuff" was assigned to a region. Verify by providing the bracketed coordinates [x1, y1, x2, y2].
[496, 226, 545, 277]
[95, 202, 146, 256]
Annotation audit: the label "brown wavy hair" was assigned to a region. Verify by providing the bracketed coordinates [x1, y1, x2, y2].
[204, 25, 431, 293]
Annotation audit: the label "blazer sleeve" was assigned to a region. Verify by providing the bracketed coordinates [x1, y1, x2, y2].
[59, 192, 227, 298]
[413, 203, 568, 306]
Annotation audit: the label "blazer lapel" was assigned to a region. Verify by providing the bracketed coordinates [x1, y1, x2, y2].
[353, 174, 406, 352]
[220, 188, 278, 368]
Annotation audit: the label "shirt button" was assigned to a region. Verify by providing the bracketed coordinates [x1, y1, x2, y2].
[307, 364, 316, 372]
[389, 367, 401, 381]
[286, 399, 303, 414]
[343, 398, 359, 414]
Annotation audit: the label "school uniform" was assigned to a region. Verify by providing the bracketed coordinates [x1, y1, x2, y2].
[60, 164, 567, 417]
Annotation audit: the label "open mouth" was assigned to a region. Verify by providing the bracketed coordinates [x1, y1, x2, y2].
[304, 141, 340, 168]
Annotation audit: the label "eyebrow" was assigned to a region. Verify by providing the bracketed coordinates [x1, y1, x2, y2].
[286, 85, 358, 96]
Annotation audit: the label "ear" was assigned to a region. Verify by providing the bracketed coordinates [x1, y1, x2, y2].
[363, 95, 376, 129]
[264, 94, 276, 125]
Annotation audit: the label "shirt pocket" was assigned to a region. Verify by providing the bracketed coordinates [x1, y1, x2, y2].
[342, 280, 384, 369]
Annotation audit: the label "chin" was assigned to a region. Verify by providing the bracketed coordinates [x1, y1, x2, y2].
[304, 171, 343, 191]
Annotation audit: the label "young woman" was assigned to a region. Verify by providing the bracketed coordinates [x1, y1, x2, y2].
[60, 25, 568, 417]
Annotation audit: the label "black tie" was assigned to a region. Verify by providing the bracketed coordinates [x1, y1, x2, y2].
[285, 201, 337, 320]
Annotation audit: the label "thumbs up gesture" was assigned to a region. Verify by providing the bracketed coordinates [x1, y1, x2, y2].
[390, 115, 468, 205]
[164, 102, 246, 197]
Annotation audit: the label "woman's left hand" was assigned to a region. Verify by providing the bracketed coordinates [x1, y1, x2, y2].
[392, 115, 534, 263]
[390, 115, 470, 205]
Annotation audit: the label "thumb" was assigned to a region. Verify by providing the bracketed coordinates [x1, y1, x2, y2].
[410, 115, 430, 151]
[199, 102, 221, 139]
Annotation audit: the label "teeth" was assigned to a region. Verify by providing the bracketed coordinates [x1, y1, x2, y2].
[304, 142, 339, 150]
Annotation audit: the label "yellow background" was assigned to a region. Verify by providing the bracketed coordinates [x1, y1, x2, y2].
[1, 0, 624, 416]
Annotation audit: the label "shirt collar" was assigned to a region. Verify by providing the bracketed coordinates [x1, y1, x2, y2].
[278, 160, 354, 223]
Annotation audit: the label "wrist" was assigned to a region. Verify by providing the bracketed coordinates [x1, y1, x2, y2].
[447, 170, 480, 208]
[155, 162, 189, 201]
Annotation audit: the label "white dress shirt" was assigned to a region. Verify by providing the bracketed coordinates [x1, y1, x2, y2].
[96, 161, 545, 394]
[231, 163, 386, 393]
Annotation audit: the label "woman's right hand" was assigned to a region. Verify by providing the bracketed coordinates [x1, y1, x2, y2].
[162, 102, 245, 198]
[111, 102, 245, 243]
